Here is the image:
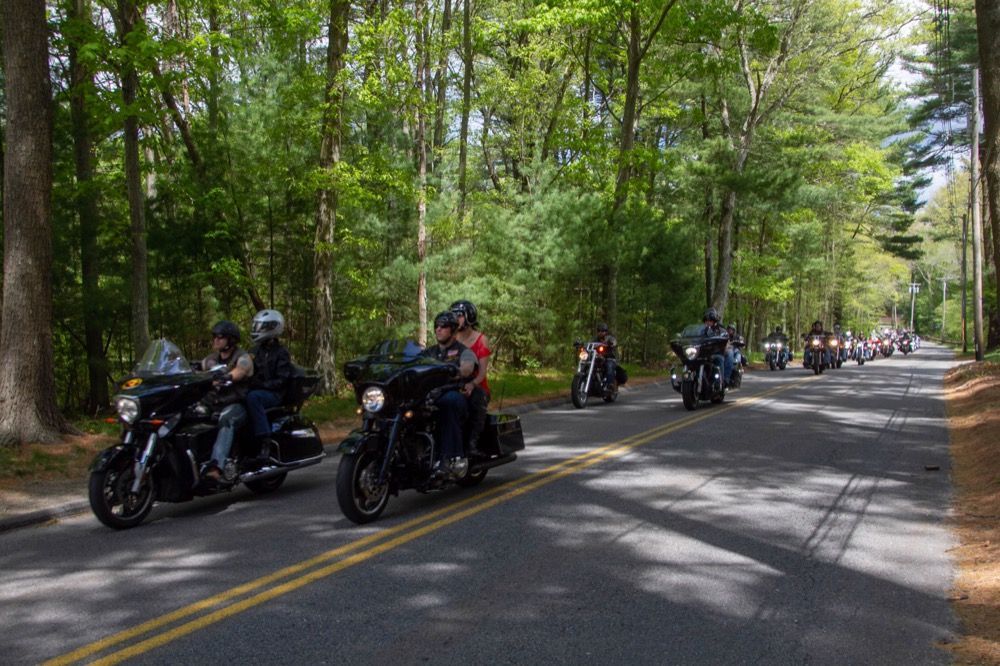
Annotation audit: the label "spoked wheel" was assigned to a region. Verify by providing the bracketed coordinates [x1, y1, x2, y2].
[336, 449, 390, 524]
[680, 379, 697, 411]
[245, 473, 287, 494]
[88, 459, 155, 530]
[571, 374, 589, 409]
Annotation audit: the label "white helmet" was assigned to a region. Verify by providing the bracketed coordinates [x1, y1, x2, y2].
[251, 309, 285, 343]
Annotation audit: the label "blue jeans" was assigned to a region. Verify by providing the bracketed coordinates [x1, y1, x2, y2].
[724, 350, 736, 383]
[246, 389, 282, 439]
[434, 390, 468, 461]
[210, 403, 246, 465]
[710, 354, 725, 388]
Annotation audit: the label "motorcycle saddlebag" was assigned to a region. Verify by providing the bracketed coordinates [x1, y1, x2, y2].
[615, 365, 628, 385]
[481, 413, 525, 456]
[271, 416, 324, 463]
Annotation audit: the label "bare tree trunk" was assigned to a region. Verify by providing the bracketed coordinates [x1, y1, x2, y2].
[457, 0, 472, 214]
[116, 0, 150, 360]
[415, 0, 431, 344]
[976, 0, 1000, 328]
[0, 0, 73, 445]
[313, 0, 350, 393]
[431, 0, 452, 174]
[69, 0, 109, 414]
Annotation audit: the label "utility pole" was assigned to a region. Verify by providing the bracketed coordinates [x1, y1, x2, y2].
[909, 282, 920, 331]
[971, 68, 985, 361]
[940, 278, 949, 339]
[962, 213, 969, 353]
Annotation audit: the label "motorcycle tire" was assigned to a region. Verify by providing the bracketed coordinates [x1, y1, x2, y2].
[88, 463, 155, 530]
[245, 473, 287, 494]
[571, 374, 589, 409]
[769, 359, 776, 371]
[710, 388, 725, 404]
[680, 379, 697, 411]
[603, 383, 619, 403]
[813, 363, 821, 375]
[336, 448, 390, 525]
[778, 360, 787, 370]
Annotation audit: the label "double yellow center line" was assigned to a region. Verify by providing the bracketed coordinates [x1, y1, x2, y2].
[46, 378, 811, 665]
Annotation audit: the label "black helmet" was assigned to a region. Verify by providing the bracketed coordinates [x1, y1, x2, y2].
[450, 300, 478, 327]
[211, 320, 240, 344]
[703, 308, 720, 323]
[774, 326, 782, 334]
[433, 311, 459, 331]
[596, 322, 609, 332]
[812, 320, 823, 329]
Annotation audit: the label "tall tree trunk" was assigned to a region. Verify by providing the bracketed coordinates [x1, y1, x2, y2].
[116, 0, 151, 359]
[313, 0, 350, 393]
[431, 0, 452, 174]
[0, 0, 72, 445]
[976, 0, 1000, 326]
[68, 0, 109, 414]
[457, 0, 472, 214]
[416, 0, 430, 344]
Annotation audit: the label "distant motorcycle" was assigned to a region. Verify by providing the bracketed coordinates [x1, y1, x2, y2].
[763, 338, 789, 371]
[803, 334, 827, 375]
[336, 339, 524, 524]
[669, 325, 728, 410]
[89, 339, 324, 529]
[571, 340, 620, 408]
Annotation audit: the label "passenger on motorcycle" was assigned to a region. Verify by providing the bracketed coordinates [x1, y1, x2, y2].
[593, 322, 619, 390]
[701, 308, 728, 389]
[422, 311, 478, 477]
[201, 320, 254, 482]
[246, 309, 295, 460]
[451, 299, 490, 456]
[724, 324, 747, 386]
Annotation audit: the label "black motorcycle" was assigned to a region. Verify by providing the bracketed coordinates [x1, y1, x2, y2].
[668, 325, 728, 410]
[89, 339, 325, 529]
[763, 337, 789, 371]
[570, 340, 621, 408]
[336, 339, 524, 525]
[803, 333, 827, 374]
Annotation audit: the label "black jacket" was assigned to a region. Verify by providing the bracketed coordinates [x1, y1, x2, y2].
[249, 340, 294, 395]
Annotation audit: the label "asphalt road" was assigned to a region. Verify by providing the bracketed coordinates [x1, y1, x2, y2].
[1, 343, 958, 665]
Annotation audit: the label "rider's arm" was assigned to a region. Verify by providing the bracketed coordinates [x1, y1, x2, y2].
[229, 353, 254, 382]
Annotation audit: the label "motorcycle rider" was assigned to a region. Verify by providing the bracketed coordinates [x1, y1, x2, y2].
[201, 321, 254, 482]
[451, 300, 490, 455]
[724, 324, 747, 385]
[421, 311, 478, 477]
[701, 308, 728, 389]
[593, 322, 619, 391]
[803, 320, 830, 368]
[770, 326, 791, 363]
[246, 309, 295, 461]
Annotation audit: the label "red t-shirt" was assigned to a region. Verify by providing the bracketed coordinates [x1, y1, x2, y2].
[468, 333, 491, 396]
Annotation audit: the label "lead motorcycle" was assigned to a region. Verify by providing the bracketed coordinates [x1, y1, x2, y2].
[803, 333, 828, 374]
[89, 339, 325, 529]
[571, 340, 623, 408]
[669, 325, 728, 410]
[336, 339, 524, 525]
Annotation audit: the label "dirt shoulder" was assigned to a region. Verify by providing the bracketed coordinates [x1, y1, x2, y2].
[942, 361, 1000, 663]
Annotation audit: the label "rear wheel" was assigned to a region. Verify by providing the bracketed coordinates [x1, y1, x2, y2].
[571, 374, 589, 409]
[602, 382, 619, 403]
[456, 467, 488, 487]
[88, 459, 154, 530]
[336, 449, 390, 524]
[245, 473, 287, 494]
[680, 379, 697, 411]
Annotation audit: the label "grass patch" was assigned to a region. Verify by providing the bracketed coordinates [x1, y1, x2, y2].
[0, 441, 102, 482]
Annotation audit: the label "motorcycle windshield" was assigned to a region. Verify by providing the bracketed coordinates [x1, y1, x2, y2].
[132, 339, 193, 377]
[366, 338, 426, 361]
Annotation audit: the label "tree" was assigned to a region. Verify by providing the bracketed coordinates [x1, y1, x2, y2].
[975, 0, 1000, 337]
[0, 0, 73, 445]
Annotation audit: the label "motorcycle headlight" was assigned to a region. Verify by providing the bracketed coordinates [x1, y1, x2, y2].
[361, 387, 386, 413]
[830, 340, 839, 347]
[812, 339, 821, 348]
[114, 395, 140, 424]
[776, 342, 783, 349]
[578, 348, 589, 361]
[684, 346, 698, 360]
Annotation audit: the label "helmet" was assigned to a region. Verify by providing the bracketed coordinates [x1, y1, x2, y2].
[596, 322, 609, 333]
[211, 320, 240, 344]
[812, 320, 823, 329]
[433, 310, 459, 332]
[774, 326, 782, 334]
[450, 300, 479, 327]
[703, 308, 720, 323]
[251, 309, 285, 343]
[726, 323, 736, 332]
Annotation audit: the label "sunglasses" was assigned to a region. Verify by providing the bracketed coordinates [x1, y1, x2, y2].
[213, 334, 227, 339]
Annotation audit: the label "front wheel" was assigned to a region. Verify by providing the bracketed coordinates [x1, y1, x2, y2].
[336, 448, 390, 524]
[571, 374, 589, 409]
[88, 461, 155, 530]
[245, 473, 287, 494]
[680, 379, 697, 411]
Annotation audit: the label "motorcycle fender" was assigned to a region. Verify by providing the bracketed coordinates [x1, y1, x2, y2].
[89, 445, 131, 473]
[338, 430, 378, 456]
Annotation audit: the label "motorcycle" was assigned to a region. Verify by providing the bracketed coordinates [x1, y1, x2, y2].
[89, 339, 324, 529]
[669, 325, 728, 410]
[762, 338, 789, 371]
[827, 334, 844, 369]
[803, 334, 827, 374]
[336, 339, 524, 524]
[571, 340, 622, 408]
